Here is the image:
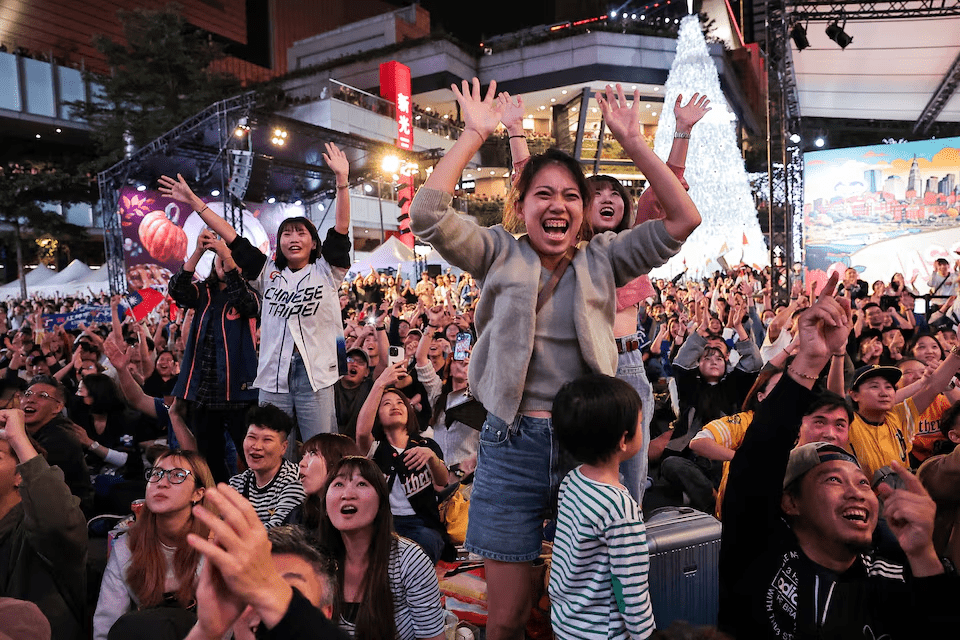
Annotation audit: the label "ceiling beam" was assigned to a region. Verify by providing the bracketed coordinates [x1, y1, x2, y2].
[787, 0, 960, 21]
[913, 49, 960, 135]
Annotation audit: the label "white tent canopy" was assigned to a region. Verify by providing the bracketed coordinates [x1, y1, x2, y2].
[348, 236, 415, 278]
[0, 260, 109, 300]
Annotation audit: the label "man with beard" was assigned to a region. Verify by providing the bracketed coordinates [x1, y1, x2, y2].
[333, 348, 372, 439]
[719, 274, 960, 639]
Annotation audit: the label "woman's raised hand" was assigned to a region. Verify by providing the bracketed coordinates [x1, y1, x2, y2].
[674, 93, 711, 132]
[322, 142, 349, 181]
[452, 77, 502, 139]
[158, 173, 198, 204]
[497, 92, 524, 133]
[596, 84, 641, 145]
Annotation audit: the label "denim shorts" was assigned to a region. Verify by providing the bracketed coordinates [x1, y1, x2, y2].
[465, 412, 573, 562]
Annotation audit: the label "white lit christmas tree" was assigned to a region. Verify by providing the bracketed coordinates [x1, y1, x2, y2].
[650, 13, 768, 279]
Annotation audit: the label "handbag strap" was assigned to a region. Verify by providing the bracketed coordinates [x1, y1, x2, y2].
[536, 246, 577, 313]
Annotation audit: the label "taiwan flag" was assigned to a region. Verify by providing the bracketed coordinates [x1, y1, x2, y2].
[123, 287, 165, 321]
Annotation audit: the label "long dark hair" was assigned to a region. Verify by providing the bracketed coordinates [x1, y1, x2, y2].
[587, 174, 633, 232]
[275, 217, 321, 270]
[299, 434, 362, 529]
[81, 373, 125, 414]
[371, 387, 420, 441]
[502, 148, 593, 241]
[317, 457, 397, 640]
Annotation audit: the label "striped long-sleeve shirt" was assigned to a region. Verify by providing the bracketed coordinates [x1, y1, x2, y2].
[228, 459, 306, 528]
[338, 536, 445, 639]
[548, 467, 655, 639]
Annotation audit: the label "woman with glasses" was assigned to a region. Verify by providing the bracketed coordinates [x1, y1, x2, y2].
[93, 449, 215, 640]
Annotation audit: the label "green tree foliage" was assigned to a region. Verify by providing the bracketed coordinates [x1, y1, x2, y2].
[71, 3, 242, 167]
[0, 162, 94, 296]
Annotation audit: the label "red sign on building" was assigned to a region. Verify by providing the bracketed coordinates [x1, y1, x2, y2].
[380, 61, 415, 248]
[380, 61, 413, 151]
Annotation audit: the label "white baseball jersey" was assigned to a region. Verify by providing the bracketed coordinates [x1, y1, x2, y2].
[231, 231, 349, 392]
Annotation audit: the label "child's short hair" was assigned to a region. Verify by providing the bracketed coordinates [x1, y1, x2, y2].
[552, 373, 641, 465]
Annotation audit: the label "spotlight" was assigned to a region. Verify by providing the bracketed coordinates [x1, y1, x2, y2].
[825, 22, 853, 49]
[136, 184, 146, 192]
[815, 137, 825, 148]
[294, 199, 302, 206]
[211, 189, 221, 197]
[267, 197, 276, 204]
[271, 128, 288, 146]
[790, 23, 809, 51]
[789, 133, 801, 144]
[381, 155, 400, 173]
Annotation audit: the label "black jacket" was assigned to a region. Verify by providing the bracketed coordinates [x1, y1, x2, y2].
[719, 375, 960, 639]
[0, 456, 87, 640]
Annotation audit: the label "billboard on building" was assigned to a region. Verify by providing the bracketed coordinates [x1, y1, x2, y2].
[803, 136, 960, 295]
[118, 187, 315, 290]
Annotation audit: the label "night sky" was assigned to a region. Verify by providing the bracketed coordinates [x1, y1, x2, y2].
[392, 0, 557, 46]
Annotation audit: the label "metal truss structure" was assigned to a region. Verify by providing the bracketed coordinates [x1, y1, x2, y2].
[97, 91, 419, 295]
[764, 0, 804, 304]
[787, 0, 960, 20]
[98, 92, 257, 295]
[761, 0, 959, 301]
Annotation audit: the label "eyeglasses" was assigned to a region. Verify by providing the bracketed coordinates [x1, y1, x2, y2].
[23, 390, 56, 401]
[145, 467, 193, 484]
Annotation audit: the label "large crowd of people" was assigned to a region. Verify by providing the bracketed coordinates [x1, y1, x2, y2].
[1, 81, 960, 640]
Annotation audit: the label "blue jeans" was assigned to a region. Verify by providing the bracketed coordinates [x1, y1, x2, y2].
[466, 413, 574, 562]
[259, 351, 336, 461]
[617, 345, 654, 504]
[394, 514, 445, 565]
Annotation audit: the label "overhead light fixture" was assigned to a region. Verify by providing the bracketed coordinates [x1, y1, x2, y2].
[271, 128, 288, 146]
[267, 197, 276, 204]
[815, 137, 825, 148]
[825, 21, 853, 49]
[382, 155, 400, 173]
[211, 189, 221, 197]
[790, 23, 810, 51]
[789, 133, 801, 144]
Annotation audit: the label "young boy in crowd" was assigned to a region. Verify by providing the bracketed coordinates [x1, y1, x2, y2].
[548, 374, 655, 640]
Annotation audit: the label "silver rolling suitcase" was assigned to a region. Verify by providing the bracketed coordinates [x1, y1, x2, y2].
[644, 506, 722, 628]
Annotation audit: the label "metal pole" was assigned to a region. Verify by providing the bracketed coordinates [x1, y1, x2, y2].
[377, 178, 385, 243]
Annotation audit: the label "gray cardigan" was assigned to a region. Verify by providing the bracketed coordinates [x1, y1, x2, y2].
[410, 187, 682, 423]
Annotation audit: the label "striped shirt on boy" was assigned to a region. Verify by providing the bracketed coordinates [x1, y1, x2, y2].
[549, 467, 655, 639]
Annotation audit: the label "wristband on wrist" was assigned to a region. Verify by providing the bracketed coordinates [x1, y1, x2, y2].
[197, 205, 210, 215]
[336, 184, 349, 190]
[788, 365, 819, 381]
[674, 131, 691, 139]
[509, 134, 525, 140]
[88, 441, 101, 452]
